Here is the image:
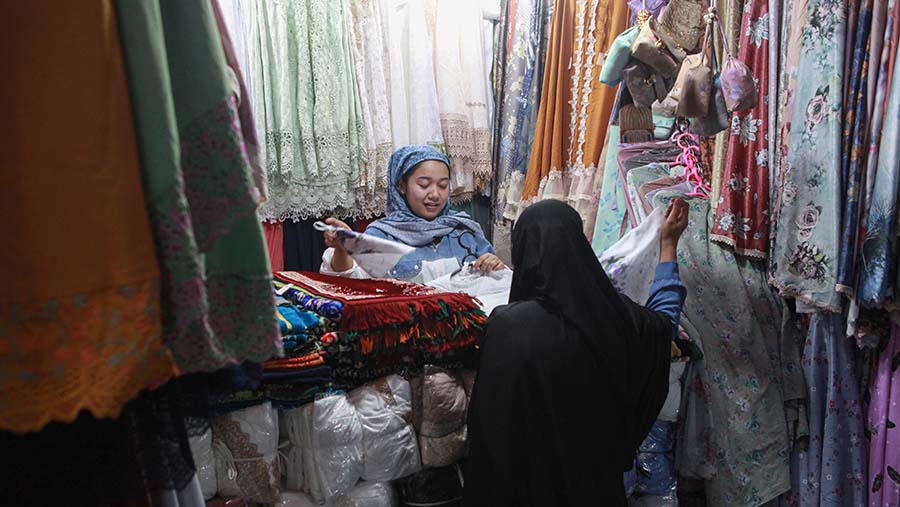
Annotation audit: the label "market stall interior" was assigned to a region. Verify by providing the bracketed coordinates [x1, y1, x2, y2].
[2, 0, 900, 506]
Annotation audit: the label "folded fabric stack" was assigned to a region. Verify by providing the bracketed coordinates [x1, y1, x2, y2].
[211, 402, 281, 504]
[274, 272, 487, 386]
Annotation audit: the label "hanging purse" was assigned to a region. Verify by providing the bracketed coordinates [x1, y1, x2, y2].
[689, 33, 730, 137]
[623, 62, 669, 108]
[674, 15, 713, 118]
[631, 20, 679, 79]
[717, 19, 758, 111]
[600, 24, 642, 86]
[658, 0, 705, 52]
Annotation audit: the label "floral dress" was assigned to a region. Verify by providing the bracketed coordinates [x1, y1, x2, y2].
[771, 0, 848, 312]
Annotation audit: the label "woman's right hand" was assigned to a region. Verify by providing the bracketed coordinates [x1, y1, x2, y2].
[324, 217, 355, 271]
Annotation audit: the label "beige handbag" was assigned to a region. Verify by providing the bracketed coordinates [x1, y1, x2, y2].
[658, 0, 705, 52]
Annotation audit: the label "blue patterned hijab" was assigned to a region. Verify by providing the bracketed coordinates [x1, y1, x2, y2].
[366, 145, 487, 247]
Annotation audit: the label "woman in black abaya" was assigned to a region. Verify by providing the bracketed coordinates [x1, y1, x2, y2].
[463, 199, 689, 506]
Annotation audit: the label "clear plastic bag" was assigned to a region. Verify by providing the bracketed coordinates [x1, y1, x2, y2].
[212, 402, 281, 503]
[312, 393, 364, 501]
[633, 421, 676, 498]
[348, 375, 421, 482]
[411, 367, 468, 467]
[188, 427, 217, 500]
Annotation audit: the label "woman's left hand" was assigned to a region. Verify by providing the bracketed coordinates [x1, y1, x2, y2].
[473, 253, 506, 273]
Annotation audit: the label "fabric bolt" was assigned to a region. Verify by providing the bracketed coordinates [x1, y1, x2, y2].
[492, 0, 554, 223]
[866, 324, 900, 507]
[836, 0, 875, 294]
[771, 0, 848, 312]
[785, 313, 868, 507]
[464, 200, 682, 506]
[650, 192, 798, 506]
[264, 222, 285, 272]
[347, 0, 393, 218]
[431, 0, 494, 198]
[117, 0, 281, 373]
[0, 0, 177, 432]
[711, 0, 772, 259]
[519, 0, 628, 226]
[858, 43, 900, 308]
[247, 0, 366, 221]
[381, 0, 445, 151]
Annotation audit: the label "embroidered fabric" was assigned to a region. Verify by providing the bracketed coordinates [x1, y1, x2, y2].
[247, 0, 368, 221]
[0, 279, 176, 433]
[348, 0, 393, 218]
[432, 0, 495, 196]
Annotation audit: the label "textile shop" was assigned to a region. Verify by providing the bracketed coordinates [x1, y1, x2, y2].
[2, 0, 899, 506]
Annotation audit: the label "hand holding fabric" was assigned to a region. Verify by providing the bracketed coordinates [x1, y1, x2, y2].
[660, 199, 688, 262]
[324, 217, 354, 271]
[472, 253, 505, 273]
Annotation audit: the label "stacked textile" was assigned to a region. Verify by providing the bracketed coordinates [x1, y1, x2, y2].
[273, 272, 487, 386]
[212, 402, 281, 504]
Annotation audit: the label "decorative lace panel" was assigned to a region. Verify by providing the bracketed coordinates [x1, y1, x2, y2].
[0, 279, 177, 433]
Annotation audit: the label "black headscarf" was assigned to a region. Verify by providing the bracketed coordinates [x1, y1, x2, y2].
[510, 199, 672, 469]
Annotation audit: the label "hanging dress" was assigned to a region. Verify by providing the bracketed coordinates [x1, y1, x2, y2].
[117, 0, 282, 372]
[710, 0, 772, 259]
[348, 0, 394, 218]
[493, 0, 555, 222]
[866, 323, 900, 507]
[0, 0, 177, 432]
[251, 0, 367, 221]
[770, 0, 848, 312]
[381, 0, 445, 151]
[431, 0, 494, 200]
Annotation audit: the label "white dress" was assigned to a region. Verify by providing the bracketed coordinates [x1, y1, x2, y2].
[381, 0, 445, 151]
[429, 0, 494, 199]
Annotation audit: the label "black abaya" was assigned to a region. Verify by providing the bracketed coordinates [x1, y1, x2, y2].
[463, 200, 673, 506]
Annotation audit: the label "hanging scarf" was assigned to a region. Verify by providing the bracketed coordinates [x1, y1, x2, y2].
[366, 145, 488, 247]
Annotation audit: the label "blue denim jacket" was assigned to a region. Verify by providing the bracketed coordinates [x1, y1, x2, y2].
[366, 226, 495, 280]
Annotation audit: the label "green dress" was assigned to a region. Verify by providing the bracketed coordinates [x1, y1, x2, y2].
[116, 0, 281, 372]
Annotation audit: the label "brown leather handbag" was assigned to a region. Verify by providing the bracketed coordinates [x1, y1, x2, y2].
[658, 0, 705, 52]
[631, 22, 679, 79]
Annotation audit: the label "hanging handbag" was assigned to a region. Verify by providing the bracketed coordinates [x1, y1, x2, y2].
[674, 17, 713, 118]
[658, 0, 705, 52]
[689, 43, 730, 136]
[623, 62, 669, 108]
[717, 19, 758, 111]
[631, 21, 679, 79]
[600, 24, 642, 86]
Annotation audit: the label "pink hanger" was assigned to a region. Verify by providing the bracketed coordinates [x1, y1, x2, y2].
[673, 132, 710, 198]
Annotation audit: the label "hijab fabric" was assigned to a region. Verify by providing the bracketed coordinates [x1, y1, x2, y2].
[510, 200, 672, 469]
[366, 145, 486, 247]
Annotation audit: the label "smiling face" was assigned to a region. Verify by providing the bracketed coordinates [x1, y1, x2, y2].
[397, 160, 451, 220]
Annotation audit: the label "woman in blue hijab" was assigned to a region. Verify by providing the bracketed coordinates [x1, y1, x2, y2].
[321, 145, 504, 282]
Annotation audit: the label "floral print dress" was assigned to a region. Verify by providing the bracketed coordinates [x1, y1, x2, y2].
[711, 0, 772, 259]
[771, 0, 848, 312]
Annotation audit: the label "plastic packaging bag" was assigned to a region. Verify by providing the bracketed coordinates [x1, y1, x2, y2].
[188, 427, 217, 500]
[312, 393, 364, 500]
[212, 402, 281, 503]
[411, 367, 469, 467]
[348, 375, 421, 481]
[634, 421, 676, 497]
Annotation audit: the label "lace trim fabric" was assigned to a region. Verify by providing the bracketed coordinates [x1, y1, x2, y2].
[0, 279, 177, 433]
[348, 0, 393, 218]
[354, 143, 393, 218]
[440, 114, 494, 195]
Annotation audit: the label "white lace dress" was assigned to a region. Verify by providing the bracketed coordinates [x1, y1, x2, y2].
[428, 0, 494, 200]
[380, 0, 445, 153]
[348, 0, 393, 218]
